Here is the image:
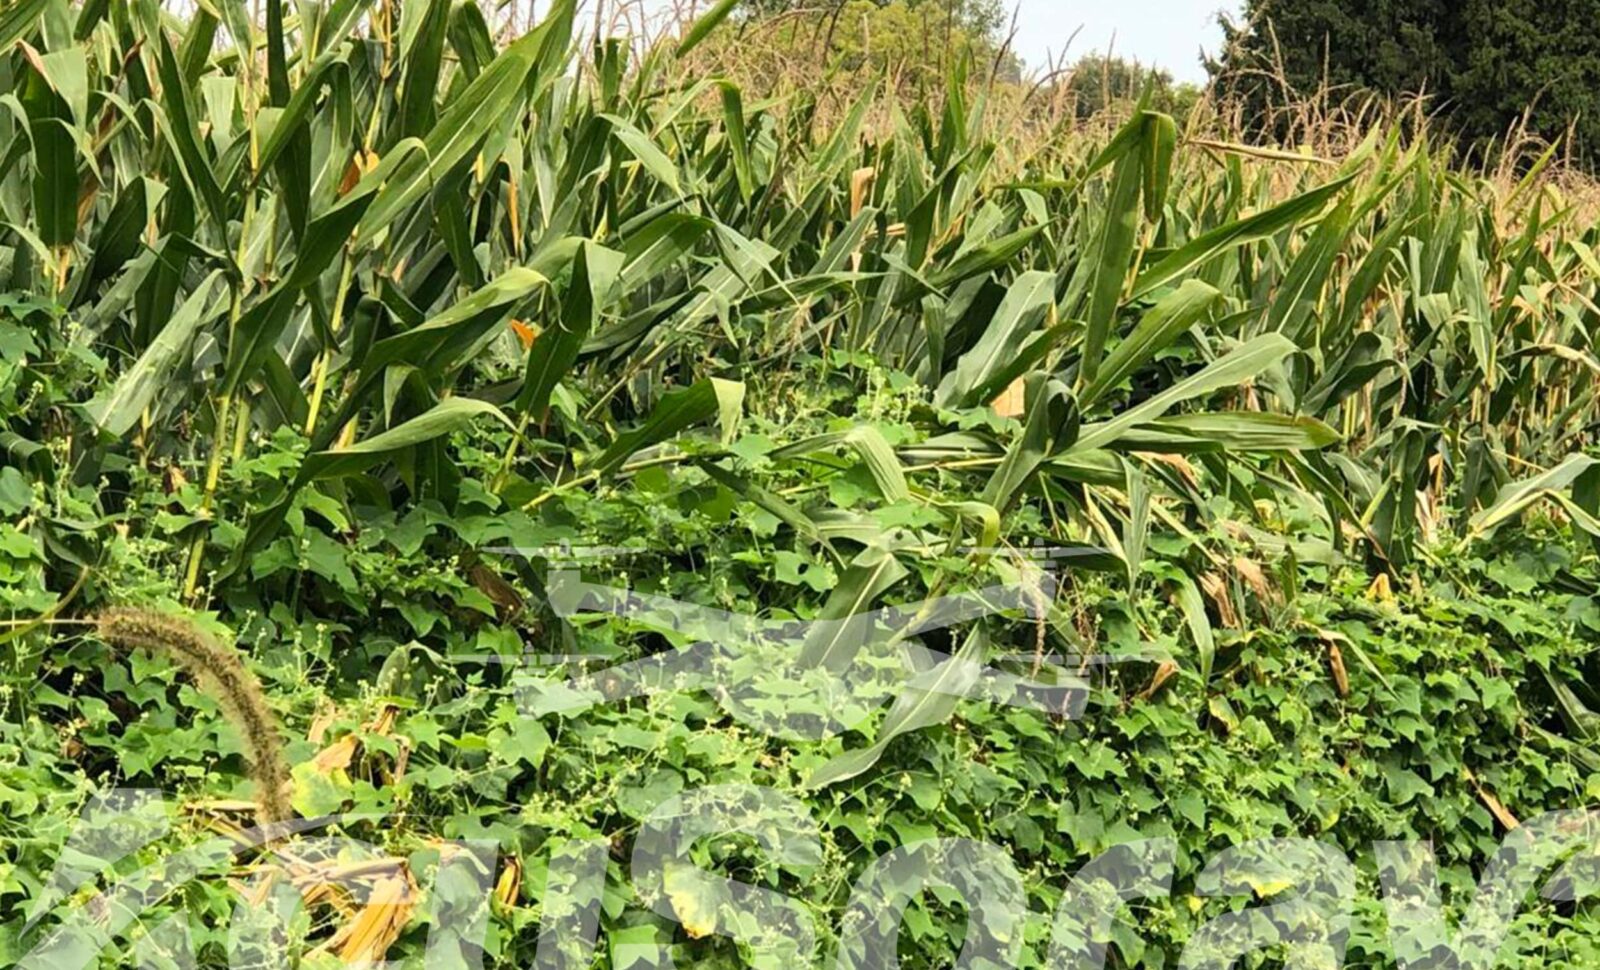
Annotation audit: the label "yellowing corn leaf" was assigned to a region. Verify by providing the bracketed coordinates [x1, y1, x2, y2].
[310, 734, 360, 775]
[337, 155, 363, 196]
[1140, 659, 1180, 699]
[370, 704, 400, 735]
[850, 167, 876, 218]
[1367, 573, 1394, 602]
[495, 855, 523, 908]
[1232, 557, 1276, 605]
[306, 702, 339, 744]
[1198, 572, 1239, 628]
[1327, 643, 1350, 698]
[991, 375, 1028, 418]
[1466, 768, 1520, 831]
[1247, 876, 1295, 898]
[322, 869, 417, 965]
[664, 865, 717, 940]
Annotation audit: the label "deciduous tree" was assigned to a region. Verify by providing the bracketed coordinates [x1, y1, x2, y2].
[1211, 0, 1600, 162]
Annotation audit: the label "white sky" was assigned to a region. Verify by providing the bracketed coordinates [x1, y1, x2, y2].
[1004, 0, 1243, 83]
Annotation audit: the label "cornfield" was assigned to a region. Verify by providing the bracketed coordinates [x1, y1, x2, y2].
[8, 0, 1599, 576]
[8, 0, 1600, 966]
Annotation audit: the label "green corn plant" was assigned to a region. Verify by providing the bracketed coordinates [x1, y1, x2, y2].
[4, 0, 1600, 747]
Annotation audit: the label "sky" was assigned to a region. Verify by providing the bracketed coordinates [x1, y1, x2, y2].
[1004, 0, 1244, 83]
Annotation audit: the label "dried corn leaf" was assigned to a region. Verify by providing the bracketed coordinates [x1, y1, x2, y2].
[991, 375, 1028, 419]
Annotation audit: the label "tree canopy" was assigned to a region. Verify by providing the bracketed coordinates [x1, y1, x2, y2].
[1061, 56, 1202, 123]
[1211, 0, 1600, 162]
[740, 0, 1006, 37]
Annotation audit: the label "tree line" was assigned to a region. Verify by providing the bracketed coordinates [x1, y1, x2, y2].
[734, 0, 1600, 163]
[1211, 0, 1600, 163]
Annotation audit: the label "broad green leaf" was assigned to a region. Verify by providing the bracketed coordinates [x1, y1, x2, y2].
[0, 0, 49, 50]
[1078, 126, 1146, 387]
[847, 426, 911, 503]
[797, 544, 910, 672]
[263, 0, 309, 237]
[1268, 194, 1353, 341]
[923, 225, 1044, 292]
[18, 58, 80, 249]
[620, 213, 714, 290]
[219, 162, 411, 397]
[355, 28, 543, 247]
[1070, 334, 1300, 453]
[601, 113, 682, 196]
[397, 0, 451, 138]
[935, 270, 1055, 408]
[718, 81, 755, 203]
[982, 374, 1079, 511]
[1080, 279, 1219, 409]
[770, 428, 910, 504]
[1171, 571, 1215, 684]
[24, 115, 76, 249]
[1470, 454, 1600, 537]
[87, 274, 225, 436]
[1302, 331, 1395, 414]
[1148, 412, 1341, 451]
[1123, 460, 1150, 587]
[519, 242, 623, 417]
[34, 48, 87, 124]
[155, 30, 226, 226]
[696, 459, 828, 547]
[255, 52, 340, 176]
[942, 500, 1002, 551]
[300, 398, 513, 481]
[676, 0, 739, 56]
[1131, 176, 1355, 299]
[308, 267, 552, 449]
[592, 378, 746, 477]
[806, 628, 986, 789]
[1142, 112, 1177, 220]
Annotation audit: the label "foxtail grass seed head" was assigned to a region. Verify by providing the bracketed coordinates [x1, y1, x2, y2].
[97, 608, 292, 825]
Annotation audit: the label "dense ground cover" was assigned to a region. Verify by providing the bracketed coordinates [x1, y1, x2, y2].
[6, 1, 1600, 967]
